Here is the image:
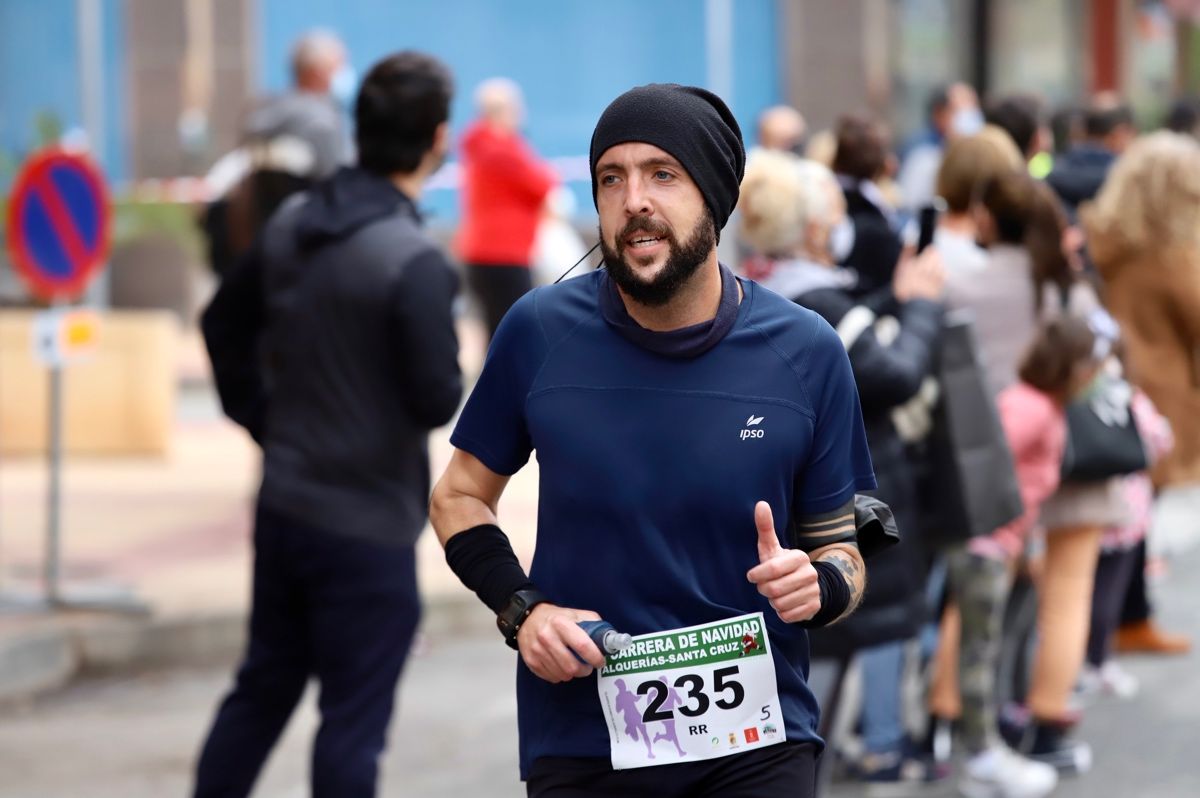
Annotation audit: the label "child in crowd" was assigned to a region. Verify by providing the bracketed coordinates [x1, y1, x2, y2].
[932, 315, 1100, 798]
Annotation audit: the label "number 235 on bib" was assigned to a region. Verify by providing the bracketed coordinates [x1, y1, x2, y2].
[596, 612, 783, 770]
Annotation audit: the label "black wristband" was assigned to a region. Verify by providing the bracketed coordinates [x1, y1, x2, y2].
[797, 560, 852, 628]
[444, 524, 534, 614]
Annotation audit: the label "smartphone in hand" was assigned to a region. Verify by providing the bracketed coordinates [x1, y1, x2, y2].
[915, 200, 943, 254]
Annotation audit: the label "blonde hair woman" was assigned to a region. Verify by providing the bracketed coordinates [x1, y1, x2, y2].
[1080, 132, 1200, 660]
[740, 153, 843, 260]
[1084, 131, 1200, 488]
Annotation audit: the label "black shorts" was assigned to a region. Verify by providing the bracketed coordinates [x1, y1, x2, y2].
[526, 742, 818, 798]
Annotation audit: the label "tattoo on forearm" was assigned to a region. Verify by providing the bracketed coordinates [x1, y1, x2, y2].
[820, 550, 866, 621]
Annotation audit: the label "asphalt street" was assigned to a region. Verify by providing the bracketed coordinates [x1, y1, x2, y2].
[1, 548, 1197, 798]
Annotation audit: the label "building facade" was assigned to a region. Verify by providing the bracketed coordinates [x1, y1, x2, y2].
[1, 0, 1197, 214]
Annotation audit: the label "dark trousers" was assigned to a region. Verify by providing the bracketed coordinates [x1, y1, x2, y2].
[808, 655, 852, 796]
[466, 263, 534, 345]
[193, 504, 420, 798]
[1119, 539, 1153, 625]
[1089, 547, 1140, 667]
[526, 742, 818, 798]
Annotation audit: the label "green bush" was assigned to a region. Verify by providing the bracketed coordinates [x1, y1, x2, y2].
[112, 199, 205, 262]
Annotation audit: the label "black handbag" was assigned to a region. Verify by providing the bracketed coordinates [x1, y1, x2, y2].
[1060, 375, 1147, 482]
[915, 314, 1025, 549]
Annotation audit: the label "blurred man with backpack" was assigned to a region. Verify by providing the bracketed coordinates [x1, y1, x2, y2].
[203, 30, 351, 278]
[194, 51, 461, 798]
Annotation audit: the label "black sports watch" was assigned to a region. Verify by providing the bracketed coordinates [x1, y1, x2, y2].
[496, 588, 549, 650]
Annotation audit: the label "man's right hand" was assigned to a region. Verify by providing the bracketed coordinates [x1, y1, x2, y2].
[517, 603, 606, 683]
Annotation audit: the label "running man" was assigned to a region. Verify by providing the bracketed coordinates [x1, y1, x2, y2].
[614, 679, 655, 760]
[432, 83, 875, 797]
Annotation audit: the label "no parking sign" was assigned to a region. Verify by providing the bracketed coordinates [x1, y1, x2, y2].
[5, 149, 112, 302]
[2, 150, 117, 608]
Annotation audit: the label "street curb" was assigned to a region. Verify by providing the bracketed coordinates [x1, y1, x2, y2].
[0, 612, 248, 708]
[70, 612, 249, 674]
[0, 592, 493, 706]
[0, 622, 75, 706]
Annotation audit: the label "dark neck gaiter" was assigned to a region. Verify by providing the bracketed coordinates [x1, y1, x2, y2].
[598, 263, 740, 358]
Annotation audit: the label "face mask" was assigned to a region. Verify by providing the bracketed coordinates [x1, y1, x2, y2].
[331, 65, 358, 108]
[951, 107, 984, 138]
[829, 217, 856, 263]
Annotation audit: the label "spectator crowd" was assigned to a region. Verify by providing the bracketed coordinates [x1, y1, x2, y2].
[737, 85, 1200, 797]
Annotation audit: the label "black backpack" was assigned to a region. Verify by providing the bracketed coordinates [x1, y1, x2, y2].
[201, 141, 315, 279]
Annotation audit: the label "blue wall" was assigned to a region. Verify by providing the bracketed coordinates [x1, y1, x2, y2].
[1, 0, 780, 209]
[259, 0, 780, 220]
[0, 0, 127, 188]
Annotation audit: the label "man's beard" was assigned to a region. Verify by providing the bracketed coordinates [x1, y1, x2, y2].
[599, 210, 717, 307]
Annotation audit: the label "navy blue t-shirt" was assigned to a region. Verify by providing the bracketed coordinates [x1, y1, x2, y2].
[451, 270, 876, 777]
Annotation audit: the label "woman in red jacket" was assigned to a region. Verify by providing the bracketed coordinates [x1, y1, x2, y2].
[458, 78, 558, 345]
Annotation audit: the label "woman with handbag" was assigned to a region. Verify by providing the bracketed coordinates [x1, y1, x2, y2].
[998, 188, 1137, 777]
[928, 160, 1120, 775]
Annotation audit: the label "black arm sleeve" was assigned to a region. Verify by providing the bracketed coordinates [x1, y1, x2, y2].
[392, 248, 464, 428]
[444, 524, 534, 613]
[201, 242, 268, 442]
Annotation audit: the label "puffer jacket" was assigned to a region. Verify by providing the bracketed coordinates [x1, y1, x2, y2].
[766, 259, 943, 656]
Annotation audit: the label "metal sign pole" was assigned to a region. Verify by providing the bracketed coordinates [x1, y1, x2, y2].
[6, 148, 145, 615]
[45, 352, 64, 605]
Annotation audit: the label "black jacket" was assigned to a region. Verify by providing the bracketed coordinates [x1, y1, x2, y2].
[202, 167, 463, 545]
[1045, 144, 1116, 218]
[790, 283, 943, 656]
[841, 183, 904, 300]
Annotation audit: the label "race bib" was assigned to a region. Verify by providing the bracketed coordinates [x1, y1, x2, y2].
[596, 612, 783, 770]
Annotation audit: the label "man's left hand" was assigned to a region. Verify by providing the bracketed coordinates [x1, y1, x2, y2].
[746, 500, 821, 623]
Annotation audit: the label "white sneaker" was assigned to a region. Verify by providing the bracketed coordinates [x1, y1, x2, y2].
[959, 746, 1058, 798]
[1076, 660, 1140, 706]
[1099, 661, 1140, 699]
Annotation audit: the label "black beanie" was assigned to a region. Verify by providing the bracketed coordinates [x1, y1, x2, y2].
[589, 84, 746, 234]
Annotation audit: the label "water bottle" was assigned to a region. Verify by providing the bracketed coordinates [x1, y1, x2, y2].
[574, 620, 632, 663]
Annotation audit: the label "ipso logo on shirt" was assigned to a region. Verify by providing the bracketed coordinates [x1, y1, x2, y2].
[740, 415, 765, 440]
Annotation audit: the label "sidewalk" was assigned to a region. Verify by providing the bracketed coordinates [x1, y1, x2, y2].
[0, 317, 535, 701]
[4, 316, 1199, 703]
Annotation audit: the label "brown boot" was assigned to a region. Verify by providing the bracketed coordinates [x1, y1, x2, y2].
[1114, 620, 1192, 655]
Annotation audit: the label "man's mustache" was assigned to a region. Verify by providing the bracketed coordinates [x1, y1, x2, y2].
[617, 218, 673, 246]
